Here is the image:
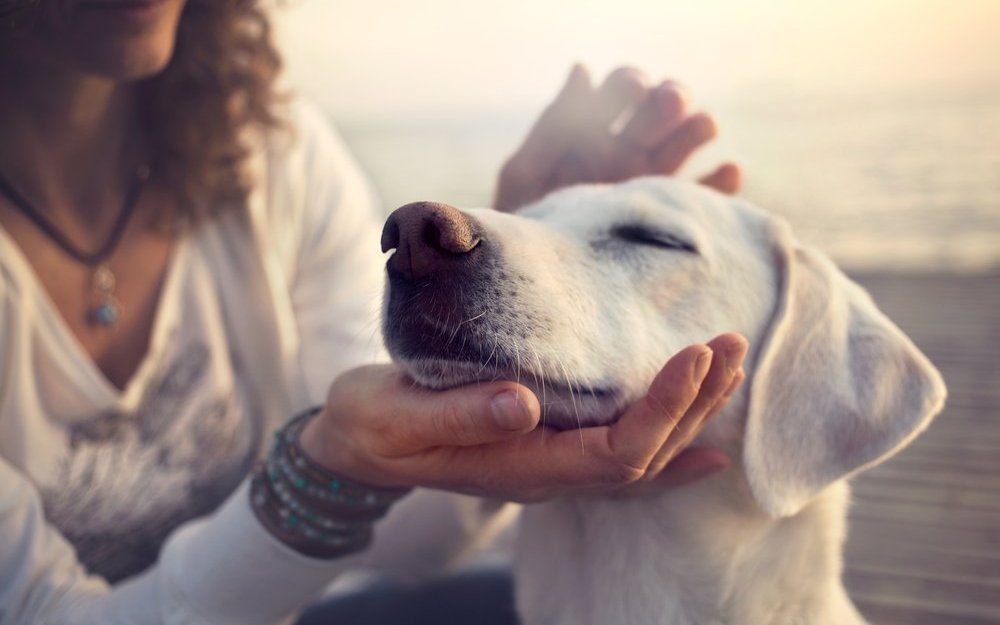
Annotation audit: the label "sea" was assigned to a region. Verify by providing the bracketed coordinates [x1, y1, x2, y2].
[333, 84, 1000, 273]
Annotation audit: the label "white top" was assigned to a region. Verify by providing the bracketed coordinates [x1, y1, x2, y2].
[0, 101, 513, 625]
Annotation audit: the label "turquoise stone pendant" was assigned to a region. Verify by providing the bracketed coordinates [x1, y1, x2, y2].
[90, 264, 122, 327]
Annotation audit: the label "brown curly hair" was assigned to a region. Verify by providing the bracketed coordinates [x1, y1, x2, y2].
[1, 0, 284, 223]
[143, 0, 284, 223]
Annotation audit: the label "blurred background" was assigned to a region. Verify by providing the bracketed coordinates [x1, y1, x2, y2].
[274, 2, 1000, 623]
[274, 0, 1000, 272]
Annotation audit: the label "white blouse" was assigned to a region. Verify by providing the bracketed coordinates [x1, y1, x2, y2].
[0, 101, 511, 625]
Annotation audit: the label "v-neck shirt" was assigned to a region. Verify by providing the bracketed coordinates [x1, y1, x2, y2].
[0, 100, 393, 623]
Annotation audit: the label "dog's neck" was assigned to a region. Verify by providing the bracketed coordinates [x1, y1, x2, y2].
[514, 474, 867, 625]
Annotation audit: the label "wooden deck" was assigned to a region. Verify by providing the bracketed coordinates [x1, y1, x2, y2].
[844, 271, 1000, 625]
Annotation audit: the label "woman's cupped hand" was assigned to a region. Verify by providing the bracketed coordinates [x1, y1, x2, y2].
[299, 333, 748, 503]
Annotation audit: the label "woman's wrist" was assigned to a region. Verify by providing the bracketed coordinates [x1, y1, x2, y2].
[250, 407, 411, 559]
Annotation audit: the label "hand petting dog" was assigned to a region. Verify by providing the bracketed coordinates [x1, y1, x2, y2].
[301, 334, 747, 501]
[494, 65, 742, 212]
[302, 67, 747, 500]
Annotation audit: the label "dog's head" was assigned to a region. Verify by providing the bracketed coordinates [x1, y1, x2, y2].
[381, 177, 946, 517]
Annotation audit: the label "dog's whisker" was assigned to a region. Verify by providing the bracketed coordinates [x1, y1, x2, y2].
[528, 345, 548, 430]
[476, 334, 501, 378]
[513, 342, 522, 392]
[554, 357, 586, 454]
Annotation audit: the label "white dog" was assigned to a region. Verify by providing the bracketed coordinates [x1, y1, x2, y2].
[380, 177, 946, 625]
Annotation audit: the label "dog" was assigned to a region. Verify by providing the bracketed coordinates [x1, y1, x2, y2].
[379, 177, 946, 625]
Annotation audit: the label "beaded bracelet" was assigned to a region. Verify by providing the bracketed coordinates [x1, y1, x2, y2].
[274, 409, 408, 508]
[250, 406, 411, 558]
[251, 470, 372, 555]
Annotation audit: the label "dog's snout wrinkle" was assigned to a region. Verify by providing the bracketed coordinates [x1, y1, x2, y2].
[383, 201, 483, 280]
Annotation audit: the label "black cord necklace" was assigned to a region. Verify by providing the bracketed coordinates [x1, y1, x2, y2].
[0, 164, 150, 327]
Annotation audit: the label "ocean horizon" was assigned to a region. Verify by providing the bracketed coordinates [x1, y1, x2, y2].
[328, 84, 1000, 273]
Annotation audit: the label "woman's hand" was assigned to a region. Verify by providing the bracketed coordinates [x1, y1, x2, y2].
[494, 65, 742, 213]
[299, 334, 748, 503]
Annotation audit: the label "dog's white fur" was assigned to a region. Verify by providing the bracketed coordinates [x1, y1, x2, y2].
[386, 178, 947, 625]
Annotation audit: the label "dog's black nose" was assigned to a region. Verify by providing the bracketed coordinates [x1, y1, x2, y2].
[382, 201, 481, 280]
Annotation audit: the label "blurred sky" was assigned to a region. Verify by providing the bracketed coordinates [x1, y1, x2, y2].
[272, 0, 1000, 271]
[274, 0, 1000, 119]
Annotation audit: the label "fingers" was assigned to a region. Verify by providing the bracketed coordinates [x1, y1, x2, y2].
[510, 65, 649, 171]
[673, 334, 747, 427]
[496, 65, 735, 213]
[698, 162, 743, 194]
[509, 64, 593, 170]
[407, 336, 741, 499]
[650, 112, 719, 175]
[616, 447, 731, 497]
[618, 81, 689, 150]
[709, 366, 745, 418]
[503, 335, 745, 495]
[485, 341, 723, 493]
[386, 382, 541, 454]
[494, 65, 593, 211]
[548, 67, 649, 189]
[592, 67, 648, 129]
[324, 366, 542, 457]
[644, 334, 748, 475]
[392, 334, 747, 500]
[605, 344, 715, 469]
[480, 343, 719, 493]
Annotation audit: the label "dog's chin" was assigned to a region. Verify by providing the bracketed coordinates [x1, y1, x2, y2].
[397, 357, 624, 430]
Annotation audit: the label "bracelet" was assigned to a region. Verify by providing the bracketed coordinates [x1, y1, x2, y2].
[274, 409, 408, 508]
[250, 406, 411, 558]
[251, 470, 373, 556]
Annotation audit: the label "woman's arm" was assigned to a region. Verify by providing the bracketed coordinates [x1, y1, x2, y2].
[272, 101, 526, 581]
[0, 451, 365, 625]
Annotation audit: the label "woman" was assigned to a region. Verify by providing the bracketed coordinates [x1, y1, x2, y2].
[0, 1, 747, 623]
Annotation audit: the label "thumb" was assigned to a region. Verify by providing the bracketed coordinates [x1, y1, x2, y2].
[514, 64, 592, 166]
[397, 382, 541, 451]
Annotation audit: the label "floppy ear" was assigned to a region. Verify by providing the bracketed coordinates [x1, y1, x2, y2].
[743, 225, 947, 518]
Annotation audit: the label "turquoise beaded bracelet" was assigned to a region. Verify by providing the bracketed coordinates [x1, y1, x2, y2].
[250, 406, 411, 557]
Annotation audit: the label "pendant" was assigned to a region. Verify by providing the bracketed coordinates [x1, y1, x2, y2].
[90, 263, 122, 327]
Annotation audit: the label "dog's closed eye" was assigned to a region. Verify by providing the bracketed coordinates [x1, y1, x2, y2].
[610, 224, 698, 254]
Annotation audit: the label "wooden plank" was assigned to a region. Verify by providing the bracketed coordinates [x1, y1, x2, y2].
[846, 568, 1000, 614]
[854, 598, 1000, 625]
[852, 481, 1000, 513]
[844, 543, 1000, 578]
[841, 271, 1000, 619]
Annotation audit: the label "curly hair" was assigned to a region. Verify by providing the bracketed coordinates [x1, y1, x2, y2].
[1, 0, 284, 223]
[144, 0, 284, 223]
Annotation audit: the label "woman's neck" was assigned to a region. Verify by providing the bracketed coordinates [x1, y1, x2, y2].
[0, 58, 142, 225]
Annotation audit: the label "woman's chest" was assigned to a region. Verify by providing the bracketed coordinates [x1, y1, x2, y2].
[0, 207, 176, 391]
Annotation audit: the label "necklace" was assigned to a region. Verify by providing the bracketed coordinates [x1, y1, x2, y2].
[0, 164, 150, 327]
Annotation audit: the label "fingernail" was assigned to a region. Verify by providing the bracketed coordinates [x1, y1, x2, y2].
[491, 391, 531, 431]
[654, 82, 685, 107]
[725, 341, 749, 374]
[693, 348, 713, 384]
[722, 368, 745, 399]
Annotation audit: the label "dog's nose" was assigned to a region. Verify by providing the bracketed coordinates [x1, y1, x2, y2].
[381, 201, 481, 280]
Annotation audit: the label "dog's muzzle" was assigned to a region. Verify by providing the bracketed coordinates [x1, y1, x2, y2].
[380, 201, 621, 425]
[381, 201, 498, 363]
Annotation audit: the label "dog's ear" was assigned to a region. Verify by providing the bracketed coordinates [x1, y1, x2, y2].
[743, 228, 946, 518]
